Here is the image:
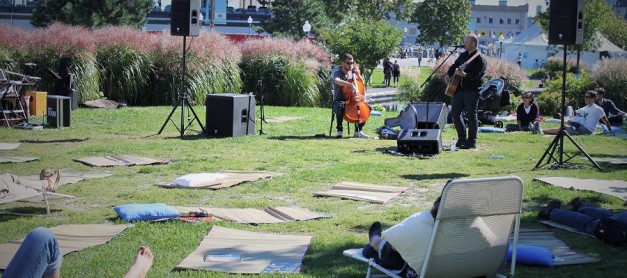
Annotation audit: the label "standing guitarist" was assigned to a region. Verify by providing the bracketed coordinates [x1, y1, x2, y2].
[444, 34, 487, 149]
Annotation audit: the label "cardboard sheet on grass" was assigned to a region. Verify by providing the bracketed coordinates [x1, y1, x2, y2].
[21, 170, 113, 187]
[74, 155, 170, 167]
[173, 206, 329, 224]
[0, 156, 38, 163]
[0, 224, 132, 269]
[535, 177, 627, 201]
[157, 170, 286, 190]
[0, 143, 19, 150]
[175, 226, 312, 273]
[586, 156, 627, 165]
[265, 116, 305, 123]
[517, 228, 601, 265]
[313, 181, 408, 204]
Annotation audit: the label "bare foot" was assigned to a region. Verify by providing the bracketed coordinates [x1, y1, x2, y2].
[123, 246, 153, 278]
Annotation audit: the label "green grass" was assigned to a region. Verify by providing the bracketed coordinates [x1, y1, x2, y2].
[1, 106, 626, 277]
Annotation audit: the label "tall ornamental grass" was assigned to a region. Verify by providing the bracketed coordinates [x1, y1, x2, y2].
[0, 23, 100, 103]
[239, 38, 331, 107]
[591, 57, 627, 110]
[0, 24, 242, 106]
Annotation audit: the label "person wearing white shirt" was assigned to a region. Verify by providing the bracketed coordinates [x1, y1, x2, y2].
[361, 197, 441, 276]
[542, 91, 611, 135]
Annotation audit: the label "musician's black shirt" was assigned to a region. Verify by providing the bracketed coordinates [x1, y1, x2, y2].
[446, 49, 487, 90]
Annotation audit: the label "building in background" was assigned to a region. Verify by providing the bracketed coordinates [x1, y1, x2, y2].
[607, 0, 627, 19]
[470, 0, 529, 46]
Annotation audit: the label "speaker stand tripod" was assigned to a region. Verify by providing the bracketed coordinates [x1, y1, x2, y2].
[158, 36, 206, 138]
[533, 46, 601, 171]
[256, 79, 267, 135]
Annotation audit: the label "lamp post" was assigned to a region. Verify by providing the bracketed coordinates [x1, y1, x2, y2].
[498, 34, 505, 59]
[303, 20, 312, 41]
[247, 16, 253, 36]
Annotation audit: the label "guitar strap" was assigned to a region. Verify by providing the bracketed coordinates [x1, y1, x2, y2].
[460, 51, 481, 87]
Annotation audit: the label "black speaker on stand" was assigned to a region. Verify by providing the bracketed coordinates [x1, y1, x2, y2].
[158, 0, 206, 138]
[534, 0, 602, 171]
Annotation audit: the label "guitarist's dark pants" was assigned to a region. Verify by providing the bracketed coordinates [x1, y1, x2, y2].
[450, 88, 480, 146]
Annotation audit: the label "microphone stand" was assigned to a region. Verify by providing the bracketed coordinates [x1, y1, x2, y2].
[414, 45, 462, 129]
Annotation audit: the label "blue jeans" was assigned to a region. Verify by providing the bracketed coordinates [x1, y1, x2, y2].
[3, 227, 62, 278]
[550, 205, 627, 234]
[450, 88, 480, 145]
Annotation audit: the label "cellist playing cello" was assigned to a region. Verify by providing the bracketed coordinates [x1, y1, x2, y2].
[333, 53, 370, 138]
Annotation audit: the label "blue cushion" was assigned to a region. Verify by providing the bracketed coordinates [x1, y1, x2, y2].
[507, 244, 554, 267]
[479, 127, 505, 133]
[114, 203, 180, 222]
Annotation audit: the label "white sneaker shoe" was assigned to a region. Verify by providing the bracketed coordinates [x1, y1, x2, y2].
[336, 131, 343, 138]
[353, 131, 369, 138]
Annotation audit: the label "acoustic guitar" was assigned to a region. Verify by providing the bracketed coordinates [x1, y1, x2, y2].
[445, 51, 481, 97]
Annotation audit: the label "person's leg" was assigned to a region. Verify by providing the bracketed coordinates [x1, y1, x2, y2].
[463, 89, 480, 147]
[333, 101, 345, 134]
[3, 227, 63, 278]
[550, 208, 600, 234]
[450, 92, 466, 145]
[123, 246, 153, 278]
[577, 204, 614, 219]
[608, 115, 623, 126]
[542, 127, 560, 135]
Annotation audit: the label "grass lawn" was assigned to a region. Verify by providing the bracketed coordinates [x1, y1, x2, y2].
[0, 105, 626, 277]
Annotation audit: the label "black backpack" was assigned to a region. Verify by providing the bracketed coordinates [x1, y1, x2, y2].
[594, 217, 627, 246]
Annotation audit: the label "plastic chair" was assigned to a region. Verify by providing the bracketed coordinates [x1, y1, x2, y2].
[344, 176, 523, 278]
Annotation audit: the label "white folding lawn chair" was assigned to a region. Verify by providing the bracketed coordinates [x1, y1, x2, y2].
[344, 176, 523, 278]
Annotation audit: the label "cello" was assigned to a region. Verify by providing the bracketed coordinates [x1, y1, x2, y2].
[342, 65, 371, 125]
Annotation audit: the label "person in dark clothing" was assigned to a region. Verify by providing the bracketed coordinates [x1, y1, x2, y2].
[538, 198, 626, 246]
[392, 60, 401, 88]
[383, 58, 392, 88]
[445, 34, 488, 149]
[594, 87, 625, 126]
[505, 92, 540, 132]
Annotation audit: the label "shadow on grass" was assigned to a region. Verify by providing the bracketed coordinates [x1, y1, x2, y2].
[21, 138, 88, 143]
[303, 240, 368, 277]
[0, 207, 61, 221]
[401, 173, 469, 181]
[269, 134, 333, 141]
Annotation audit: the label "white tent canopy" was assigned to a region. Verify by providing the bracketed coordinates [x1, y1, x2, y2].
[500, 24, 626, 69]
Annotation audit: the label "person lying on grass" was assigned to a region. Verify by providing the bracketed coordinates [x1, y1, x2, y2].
[2, 227, 153, 278]
[538, 197, 626, 246]
[0, 169, 61, 198]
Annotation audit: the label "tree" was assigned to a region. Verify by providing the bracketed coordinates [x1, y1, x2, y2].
[320, 19, 402, 77]
[410, 0, 471, 47]
[320, 0, 414, 23]
[599, 9, 627, 49]
[260, 0, 331, 38]
[32, 0, 153, 28]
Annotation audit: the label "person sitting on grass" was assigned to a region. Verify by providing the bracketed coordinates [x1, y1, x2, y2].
[2, 227, 153, 278]
[541, 91, 612, 135]
[538, 198, 626, 246]
[505, 92, 540, 133]
[594, 87, 625, 126]
[361, 196, 441, 276]
[0, 169, 61, 197]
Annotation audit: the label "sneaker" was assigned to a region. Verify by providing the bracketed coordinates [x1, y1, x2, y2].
[569, 197, 584, 211]
[460, 143, 476, 149]
[336, 131, 343, 138]
[354, 131, 369, 138]
[368, 221, 382, 242]
[538, 200, 561, 220]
